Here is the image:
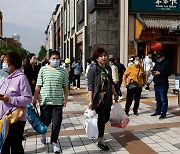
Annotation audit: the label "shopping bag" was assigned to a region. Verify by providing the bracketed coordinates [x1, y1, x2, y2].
[84, 109, 98, 139]
[110, 103, 129, 128]
[27, 104, 47, 134]
[0, 115, 10, 152]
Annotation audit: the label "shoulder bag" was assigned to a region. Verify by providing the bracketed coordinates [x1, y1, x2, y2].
[127, 68, 140, 90]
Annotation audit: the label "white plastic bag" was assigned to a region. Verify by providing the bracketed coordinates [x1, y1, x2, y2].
[110, 103, 129, 128]
[84, 109, 98, 139]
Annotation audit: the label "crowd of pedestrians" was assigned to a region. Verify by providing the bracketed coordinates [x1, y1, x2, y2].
[0, 46, 172, 153]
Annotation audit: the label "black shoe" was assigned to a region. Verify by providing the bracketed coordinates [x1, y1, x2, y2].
[159, 115, 166, 119]
[98, 142, 109, 151]
[125, 110, 130, 116]
[151, 113, 160, 116]
[145, 87, 150, 90]
[134, 112, 138, 116]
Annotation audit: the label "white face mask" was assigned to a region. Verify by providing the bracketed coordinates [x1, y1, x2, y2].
[134, 61, 139, 66]
[2, 63, 10, 72]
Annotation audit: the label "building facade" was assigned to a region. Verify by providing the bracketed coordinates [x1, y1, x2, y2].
[45, 0, 180, 73]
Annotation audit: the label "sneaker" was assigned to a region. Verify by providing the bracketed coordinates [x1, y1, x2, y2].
[77, 88, 80, 90]
[98, 141, 109, 151]
[119, 96, 123, 100]
[40, 134, 46, 144]
[52, 142, 61, 153]
[72, 87, 77, 90]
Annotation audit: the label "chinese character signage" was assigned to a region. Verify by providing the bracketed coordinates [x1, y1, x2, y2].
[129, 0, 180, 12]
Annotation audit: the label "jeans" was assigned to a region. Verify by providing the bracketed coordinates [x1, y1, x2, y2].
[125, 87, 142, 113]
[154, 84, 169, 115]
[40, 105, 63, 143]
[2, 121, 26, 154]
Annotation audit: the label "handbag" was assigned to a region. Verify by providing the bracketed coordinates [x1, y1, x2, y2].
[128, 79, 139, 90]
[0, 115, 10, 152]
[84, 109, 98, 139]
[27, 104, 47, 134]
[8, 108, 23, 124]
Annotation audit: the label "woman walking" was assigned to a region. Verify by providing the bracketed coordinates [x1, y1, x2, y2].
[87, 47, 118, 151]
[123, 55, 146, 116]
[24, 53, 40, 95]
[0, 52, 32, 154]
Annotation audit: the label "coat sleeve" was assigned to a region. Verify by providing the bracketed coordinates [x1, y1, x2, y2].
[8, 75, 32, 107]
[87, 67, 95, 91]
[123, 67, 130, 87]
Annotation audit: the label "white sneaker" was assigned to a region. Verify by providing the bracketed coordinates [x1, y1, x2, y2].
[40, 134, 46, 144]
[119, 96, 123, 100]
[52, 142, 61, 153]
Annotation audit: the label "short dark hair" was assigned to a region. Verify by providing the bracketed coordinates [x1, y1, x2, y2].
[92, 47, 107, 62]
[148, 51, 154, 55]
[133, 55, 140, 61]
[7, 52, 22, 69]
[49, 51, 60, 58]
[109, 58, 115, 63]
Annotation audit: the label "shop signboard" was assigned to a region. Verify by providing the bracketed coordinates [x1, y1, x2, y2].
[129, 0, 180, 12]
[88, 0, 113, 13]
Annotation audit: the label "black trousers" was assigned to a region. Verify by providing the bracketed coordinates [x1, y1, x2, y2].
[2, 121, 26, 154]
[73, 75, 81, 88]
[125, 87, 142, 113]
[95, 103, 111, 138]
[40, 105, 63, 143]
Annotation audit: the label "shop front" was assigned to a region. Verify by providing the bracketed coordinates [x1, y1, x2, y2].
[129, 0, 180, 73]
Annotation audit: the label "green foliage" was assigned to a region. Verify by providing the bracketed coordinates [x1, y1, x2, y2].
[38, 46, 47, 60]
[0, 45, 29, 59]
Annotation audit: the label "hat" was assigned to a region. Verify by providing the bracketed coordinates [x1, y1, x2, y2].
[155, 51, 165, 59]
[65, 58, 70, 64]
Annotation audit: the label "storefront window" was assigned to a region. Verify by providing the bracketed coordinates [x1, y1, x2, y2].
[97, 19, 108, 30]
[97, 31, 108, 44]
[108, 31, 118, 44]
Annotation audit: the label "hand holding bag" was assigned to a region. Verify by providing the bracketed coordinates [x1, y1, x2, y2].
[110, 103, 129, 128]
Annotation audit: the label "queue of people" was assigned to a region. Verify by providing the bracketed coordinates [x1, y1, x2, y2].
[0, 47, 172, 153]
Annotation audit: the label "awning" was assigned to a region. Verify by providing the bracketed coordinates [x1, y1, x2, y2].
[143, 18, 180, 29]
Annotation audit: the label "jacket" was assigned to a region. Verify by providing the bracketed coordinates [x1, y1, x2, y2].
[110, 65, 119, 82]
[71, 62, 82, 75]
[87, 64, 113, 109]
[153, 59, 171, 86]
[123, 64, 146, 87]
[0, 69, 32, 121]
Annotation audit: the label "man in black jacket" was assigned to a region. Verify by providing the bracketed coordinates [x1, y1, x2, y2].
[151, 51, 171, 119]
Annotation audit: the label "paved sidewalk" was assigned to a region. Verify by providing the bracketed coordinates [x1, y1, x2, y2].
[23, 78, 180, 154]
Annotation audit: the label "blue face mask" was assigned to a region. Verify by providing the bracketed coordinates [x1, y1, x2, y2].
[2, 63, 10, 72]
[157, 58, 162, 63]
[50, 59, 60, 67]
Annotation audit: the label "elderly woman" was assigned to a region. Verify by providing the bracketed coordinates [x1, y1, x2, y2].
[123, 55, 146, 116]
[87, 47, 118, 151]
[0, 52, 32, 154]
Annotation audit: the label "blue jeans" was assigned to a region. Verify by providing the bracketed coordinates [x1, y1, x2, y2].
[154, 84, 169, 115]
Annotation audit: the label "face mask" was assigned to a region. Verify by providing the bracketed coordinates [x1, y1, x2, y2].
[50, 59, 60, 67]
[157, 58, 162, 63]
[2, 63, 10, 72]
[134, 61, 139, 66]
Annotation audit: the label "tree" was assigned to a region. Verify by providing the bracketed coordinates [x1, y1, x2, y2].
[38, 46, 47, 60]
[0, 45, 29, 59]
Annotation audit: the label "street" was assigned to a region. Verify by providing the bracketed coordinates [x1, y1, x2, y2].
[23, 77, 180, 154]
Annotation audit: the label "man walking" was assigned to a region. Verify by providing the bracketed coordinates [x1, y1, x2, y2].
[33, 51, 69, 153]
[151, 51, 171, 119]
